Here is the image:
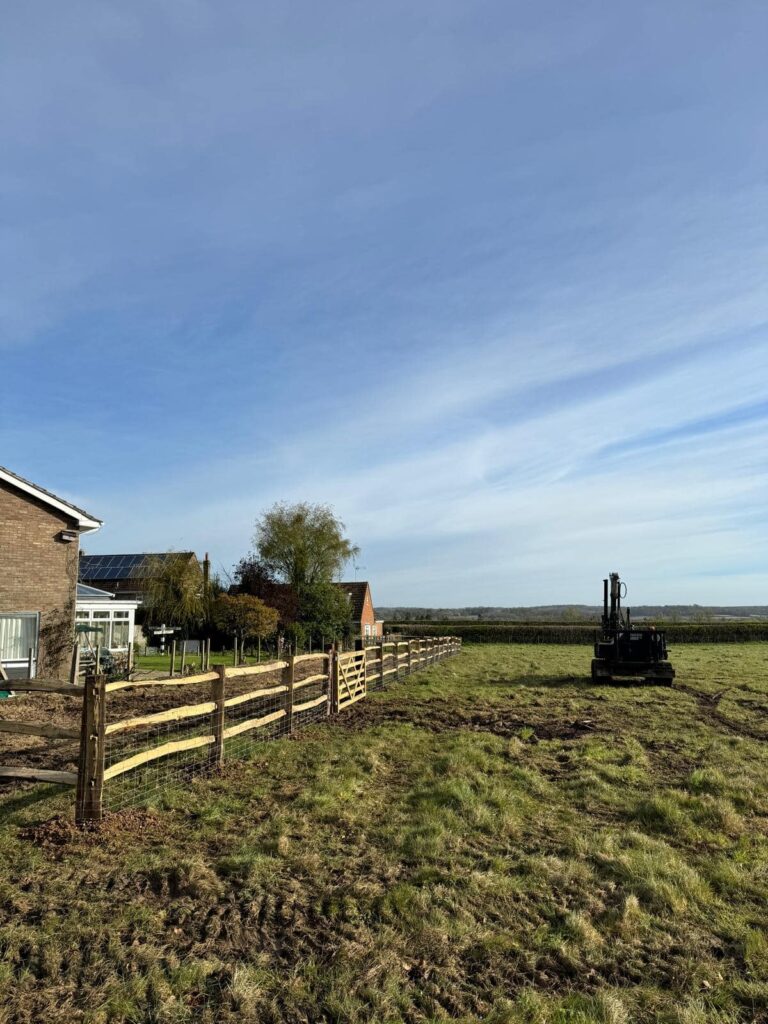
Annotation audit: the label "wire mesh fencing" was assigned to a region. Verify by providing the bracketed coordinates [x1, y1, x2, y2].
[0, 638, 461, 823]
[101, 653, 334, 814]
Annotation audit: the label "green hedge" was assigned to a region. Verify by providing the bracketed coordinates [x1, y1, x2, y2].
[390, 622, 768, 644]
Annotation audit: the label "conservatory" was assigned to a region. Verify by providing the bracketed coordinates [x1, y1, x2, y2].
[75, 583, 139, 652]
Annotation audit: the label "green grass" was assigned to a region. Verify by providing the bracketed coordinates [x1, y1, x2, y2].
[2, 643, 768, 1023]
[135, 650, 272, 672]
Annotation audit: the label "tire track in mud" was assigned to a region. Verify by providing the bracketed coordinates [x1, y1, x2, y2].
[672, 682, 768, 742]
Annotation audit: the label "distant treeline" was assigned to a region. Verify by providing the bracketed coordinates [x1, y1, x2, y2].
[379, 605, 768, 623]
[390, 622, 768, 644]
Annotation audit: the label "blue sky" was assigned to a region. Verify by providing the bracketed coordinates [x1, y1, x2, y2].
[2, 1, 767, 605]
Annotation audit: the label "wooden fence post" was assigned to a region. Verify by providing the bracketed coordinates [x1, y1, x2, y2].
[287, 654, 295, 734]
[180, 643, 186, 676]
[76, 672, 106, 825]
[379, 644, 385, 689]
[325, 643, 335, 716]
[331, 648, 339, 715]
[169, 639, 176, 678]
[407, 640, 413, 675]
[69, 644, 80, 685]
[212, 665, 226, 770]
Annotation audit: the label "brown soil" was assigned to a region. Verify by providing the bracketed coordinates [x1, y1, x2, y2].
[336, 695, 599, 741]
[19, 807, 163, 854]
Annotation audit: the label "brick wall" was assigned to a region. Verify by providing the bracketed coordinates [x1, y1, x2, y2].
[0, 479, 79, 678]
[360, 587, 382, 636]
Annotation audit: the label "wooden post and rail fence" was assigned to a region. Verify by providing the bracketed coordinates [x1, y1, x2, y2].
[0, 636, 461, 825]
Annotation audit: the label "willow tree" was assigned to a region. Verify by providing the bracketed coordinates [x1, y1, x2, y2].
[142, 553, 207, 638]
[254, 502, 359, 590]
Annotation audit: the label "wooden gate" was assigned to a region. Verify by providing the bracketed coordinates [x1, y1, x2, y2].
[334, 650, 366, 712]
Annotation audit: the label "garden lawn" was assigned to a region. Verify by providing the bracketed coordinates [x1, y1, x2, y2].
[135, 650, 271, 673]
[1, 643, 768, 1023]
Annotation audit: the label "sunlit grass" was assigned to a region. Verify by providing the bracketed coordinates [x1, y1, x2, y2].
[1, 643, 767, 1022]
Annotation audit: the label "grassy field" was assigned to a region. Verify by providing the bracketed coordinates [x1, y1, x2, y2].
[134, 650, 273, 673]
[1, 643, 768, 1023]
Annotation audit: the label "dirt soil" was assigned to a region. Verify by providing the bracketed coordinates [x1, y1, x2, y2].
[336, 693, 599, 740]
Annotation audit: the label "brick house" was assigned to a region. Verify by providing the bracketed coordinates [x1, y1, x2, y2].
[337, 581, 383, 639]
[0, 466, 101, 679]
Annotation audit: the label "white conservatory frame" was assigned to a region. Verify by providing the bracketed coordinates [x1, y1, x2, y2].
[75, 584, 139, 653]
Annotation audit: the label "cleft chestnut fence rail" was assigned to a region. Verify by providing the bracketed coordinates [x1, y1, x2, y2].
[0, 637, 460, 824]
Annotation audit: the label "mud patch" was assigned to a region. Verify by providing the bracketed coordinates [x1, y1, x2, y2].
[336, 697, 598, 741]
[20, 807, 163, 855]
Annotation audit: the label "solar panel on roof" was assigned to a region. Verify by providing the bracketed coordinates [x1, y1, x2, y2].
[80, 552, 193, 583]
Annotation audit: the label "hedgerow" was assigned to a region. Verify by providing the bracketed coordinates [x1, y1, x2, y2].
[391, 622, 768, 644]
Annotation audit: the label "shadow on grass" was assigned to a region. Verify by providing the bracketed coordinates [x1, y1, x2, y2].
[0, 785, 61, 825]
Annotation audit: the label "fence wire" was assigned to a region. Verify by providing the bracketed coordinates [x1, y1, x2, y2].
[0, 642, 459, 821]
[103, 655, 332, 813]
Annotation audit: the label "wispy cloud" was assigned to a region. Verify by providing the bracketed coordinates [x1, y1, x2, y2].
[2, 1, 767, 604]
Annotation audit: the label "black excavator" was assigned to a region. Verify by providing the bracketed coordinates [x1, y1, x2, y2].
[591, 572, 675, 685]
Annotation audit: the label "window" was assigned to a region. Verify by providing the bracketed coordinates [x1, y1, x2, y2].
[75, 605, 134, 650]
[76, 611, 90, 648]
[364, 623, 371, 636]
[92, 610, 110, 647]
[0, 613, 39, 664]
[111, 611, 130, 648]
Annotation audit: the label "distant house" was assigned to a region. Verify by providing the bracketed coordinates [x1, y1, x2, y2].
[78, 552, 200, 602]
[337, 581, 383, 638]
[0, 465, 102, 679]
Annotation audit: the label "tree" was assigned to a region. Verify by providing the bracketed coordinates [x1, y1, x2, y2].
[143, 553, 206, 637]
[233, 557, 300, 626]
[254, 502, 359, 590]
[214, 594, 279, 649]
[300, 580, 354, 646]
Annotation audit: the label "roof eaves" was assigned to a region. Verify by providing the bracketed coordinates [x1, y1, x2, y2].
[0, 465, 102, 533]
